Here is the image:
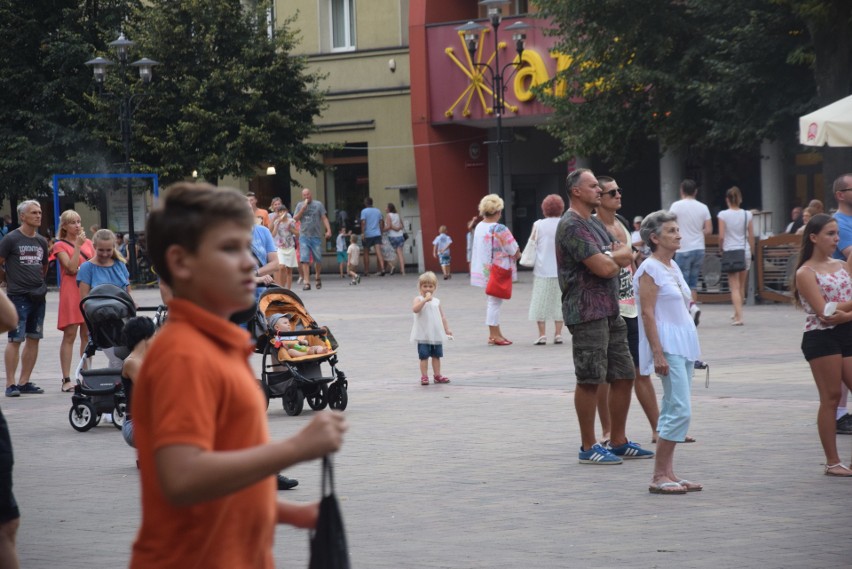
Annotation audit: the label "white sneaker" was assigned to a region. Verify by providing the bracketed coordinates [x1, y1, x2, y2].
[689, 303, 701, 326]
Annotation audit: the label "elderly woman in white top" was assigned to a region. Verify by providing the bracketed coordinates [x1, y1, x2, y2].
[634, 210, 702, 495]
[528, 194, 565, 345]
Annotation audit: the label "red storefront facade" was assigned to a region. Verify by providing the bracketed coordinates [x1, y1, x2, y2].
[410, 2, 565, 273]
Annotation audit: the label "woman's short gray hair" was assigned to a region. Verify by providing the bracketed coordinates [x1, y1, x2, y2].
[640, 210, 678, 252]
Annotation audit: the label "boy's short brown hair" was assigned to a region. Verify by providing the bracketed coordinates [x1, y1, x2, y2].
[146, 182, 254, 286]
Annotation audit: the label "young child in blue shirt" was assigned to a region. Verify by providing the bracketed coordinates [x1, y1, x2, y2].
[432, 225, 453, 280]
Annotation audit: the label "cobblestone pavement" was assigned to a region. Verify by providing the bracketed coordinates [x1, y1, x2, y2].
[7, 272, 852, 568]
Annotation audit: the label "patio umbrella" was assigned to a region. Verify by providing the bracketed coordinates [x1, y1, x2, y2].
[799, 94, 852, 147]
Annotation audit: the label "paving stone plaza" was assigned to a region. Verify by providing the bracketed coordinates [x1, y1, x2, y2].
[7, 273, 852, 568]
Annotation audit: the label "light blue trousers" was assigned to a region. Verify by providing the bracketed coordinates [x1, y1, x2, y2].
[657, 353, 693, 442]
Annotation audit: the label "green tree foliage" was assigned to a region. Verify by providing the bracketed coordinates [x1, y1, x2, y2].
[111, 0, 329, 184]
[0, 0, 128, 205]
[533, 0, 815, 170]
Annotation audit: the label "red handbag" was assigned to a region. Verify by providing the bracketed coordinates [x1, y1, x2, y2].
[486, 263, 512, 299]
[485, 226, 512, 299]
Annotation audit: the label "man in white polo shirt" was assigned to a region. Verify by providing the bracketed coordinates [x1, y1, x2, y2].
[669, 179, 710, 325]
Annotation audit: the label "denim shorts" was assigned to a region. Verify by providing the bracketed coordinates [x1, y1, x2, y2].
[363, 235, 382, 249]
[438, 253, 451, 266]
[674, 249, 704, 290]
[389, 236, 405, 250]
[8, 294, 45, 342]
[417, 343, 444, 360]
[336, 251, 348, 263]
[567, 316, 636, 384]
[299, 236, 322, 263]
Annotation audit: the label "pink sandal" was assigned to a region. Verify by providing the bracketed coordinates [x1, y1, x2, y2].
[433, 375, 450, 384]
[420, 375, 429, 386]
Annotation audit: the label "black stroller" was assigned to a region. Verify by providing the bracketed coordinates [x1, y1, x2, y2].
[251, 287, 348, 415]
[68, 284, 135, 432]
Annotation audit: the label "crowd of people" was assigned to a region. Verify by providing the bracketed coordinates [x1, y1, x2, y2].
[2, 173, 852, 565]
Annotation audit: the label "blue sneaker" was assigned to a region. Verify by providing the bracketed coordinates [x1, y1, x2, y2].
[608, 440, 655, 459]
[578, 443, 623, 464]
[18, 382, 44, 394]
[4, 385, 19, 398]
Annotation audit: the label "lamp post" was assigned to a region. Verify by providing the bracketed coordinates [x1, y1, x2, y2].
[85, 33, 159, 281]
[457, 0, 528, 199]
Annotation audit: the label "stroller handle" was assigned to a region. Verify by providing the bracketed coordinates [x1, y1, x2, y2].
[272, 327, 329, 338]
[79, 292, 136, 314]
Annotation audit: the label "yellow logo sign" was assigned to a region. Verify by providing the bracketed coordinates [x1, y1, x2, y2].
[444, 28, 574, 119]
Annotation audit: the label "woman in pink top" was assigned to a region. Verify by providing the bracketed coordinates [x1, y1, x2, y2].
[793, 214, 852, 477]
[49, 210, 95, 392]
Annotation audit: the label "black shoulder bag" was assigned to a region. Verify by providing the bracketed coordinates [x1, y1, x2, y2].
[308, 456, 350, 569]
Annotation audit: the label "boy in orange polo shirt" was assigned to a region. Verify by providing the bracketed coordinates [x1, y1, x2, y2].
[130, 183, 347, 569]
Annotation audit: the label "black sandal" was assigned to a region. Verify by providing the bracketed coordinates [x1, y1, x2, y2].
[303, 283, 311, 291]
[315, 279, 322, 290]
[61, 377, 74, 393]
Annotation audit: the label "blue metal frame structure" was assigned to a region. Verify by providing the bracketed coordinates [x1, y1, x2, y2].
[50, 173, 159, 236]
[50, 173, 159, 284]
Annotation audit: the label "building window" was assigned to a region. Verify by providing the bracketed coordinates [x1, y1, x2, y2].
[324, 144, 368, 243]
[331, 0, 355, 51]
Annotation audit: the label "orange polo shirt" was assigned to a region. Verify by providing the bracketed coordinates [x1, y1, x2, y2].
[130, 299, 275, 569]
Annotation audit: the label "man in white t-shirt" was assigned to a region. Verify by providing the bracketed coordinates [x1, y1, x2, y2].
[669, 179, 711, 324]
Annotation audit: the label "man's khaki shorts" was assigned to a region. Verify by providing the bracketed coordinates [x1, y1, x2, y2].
[568, 315, 636, 385]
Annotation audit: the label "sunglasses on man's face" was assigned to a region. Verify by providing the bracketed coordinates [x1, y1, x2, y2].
[603, 188, 623, 198]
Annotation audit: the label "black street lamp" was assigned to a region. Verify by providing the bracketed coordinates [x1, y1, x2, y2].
[457, 0, 528, 199]
[85, 33, 159, 281]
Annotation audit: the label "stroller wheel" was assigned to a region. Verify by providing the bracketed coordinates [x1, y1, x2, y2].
[69, 401, 98, 432]
[112, 402, 127, 430]
[327, 382, 348, 411]
[259, 380, 270, 410]
[305, 384, 328, 411]
[282, 384, 304, 416]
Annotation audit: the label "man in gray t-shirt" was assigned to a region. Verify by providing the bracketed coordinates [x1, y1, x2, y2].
[293, 188, 331, 290]
[0, 200, 48, 397]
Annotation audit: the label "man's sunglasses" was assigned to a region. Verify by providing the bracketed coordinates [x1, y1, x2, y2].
[603, 188, 623, 198]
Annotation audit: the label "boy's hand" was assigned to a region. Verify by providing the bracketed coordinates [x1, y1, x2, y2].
[292, 412, 347, 462]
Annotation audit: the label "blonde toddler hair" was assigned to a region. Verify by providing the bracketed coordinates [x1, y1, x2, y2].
[418, 271, 438, 288]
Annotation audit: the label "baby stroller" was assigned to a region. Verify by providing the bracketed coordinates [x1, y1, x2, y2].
[68, 284, 135, 432]
[252, 287, 348, 416]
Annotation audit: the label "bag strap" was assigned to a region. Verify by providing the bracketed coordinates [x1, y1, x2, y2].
[59, 239, 91, 261]
[321, 455, 335, 497]
[490, 225, 498, 265]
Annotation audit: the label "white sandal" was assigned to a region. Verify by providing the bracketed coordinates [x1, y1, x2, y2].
[825, 463, 852, 477]
[533, 336, 546, 345]
[553, 335, 564, 344]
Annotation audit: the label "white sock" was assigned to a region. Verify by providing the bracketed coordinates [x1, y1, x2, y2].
[837, 408, 848, 421]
